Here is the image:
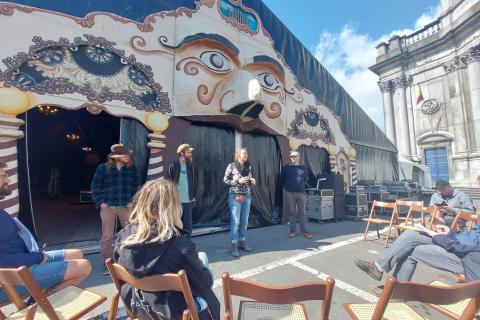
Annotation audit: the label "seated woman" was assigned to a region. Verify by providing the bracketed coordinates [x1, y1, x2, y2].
[114, 180, 220, 320]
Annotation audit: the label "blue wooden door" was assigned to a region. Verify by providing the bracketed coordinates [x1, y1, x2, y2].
[424, 147, 449, 182]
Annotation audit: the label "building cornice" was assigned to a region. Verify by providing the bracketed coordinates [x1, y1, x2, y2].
[370, 2, 480, 75]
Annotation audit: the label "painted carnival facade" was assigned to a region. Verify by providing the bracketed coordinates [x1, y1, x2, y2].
[0, 1, 397, 242]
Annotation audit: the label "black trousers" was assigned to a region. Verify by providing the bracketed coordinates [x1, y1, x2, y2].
[181, 201, 194, 236]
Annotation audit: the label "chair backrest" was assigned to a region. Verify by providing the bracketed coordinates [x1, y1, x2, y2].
[396, 200, 424, 208]
[221, 272, 335, 320]
[372, 276, 480, 320]
[372, 200, 396, 210]
[451, 210, 480, 231]
[0, 266, 60, 320]
[105, 259, 199, 320]
[420, 206, 439, 229]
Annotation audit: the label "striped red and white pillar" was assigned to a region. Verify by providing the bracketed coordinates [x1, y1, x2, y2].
[0, 115, 24, 216]
[146, 133, 166, 181]
[350, 158, 358, 185]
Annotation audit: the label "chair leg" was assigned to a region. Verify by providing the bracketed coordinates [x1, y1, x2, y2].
[108, 294, 119, 320]
[364, 220, 372, 240]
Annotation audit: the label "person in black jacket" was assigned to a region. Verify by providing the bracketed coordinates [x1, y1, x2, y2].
[114, 180, 219, 320]
[167, 144, 195, 235]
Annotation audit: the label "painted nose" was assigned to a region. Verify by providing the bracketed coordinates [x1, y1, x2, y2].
[220, 70, 265, 118]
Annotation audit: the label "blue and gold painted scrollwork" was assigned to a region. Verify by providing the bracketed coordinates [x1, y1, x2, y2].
[0, 34, 171, 113]
[287, 106, 335, 145]
[219, 0, 258, 35]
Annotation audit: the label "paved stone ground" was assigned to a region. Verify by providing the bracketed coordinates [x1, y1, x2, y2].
[73, 220, 459, 319]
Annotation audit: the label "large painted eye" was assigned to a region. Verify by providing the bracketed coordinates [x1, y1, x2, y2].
[200, 51, 232, 72]
[258, 72, 280, 91]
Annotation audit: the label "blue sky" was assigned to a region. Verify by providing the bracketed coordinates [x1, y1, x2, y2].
[262, 0, 440, 129]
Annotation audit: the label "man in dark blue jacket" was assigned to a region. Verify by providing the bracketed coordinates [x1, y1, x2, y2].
[0, 159, 91, 302]
[281, 150, 312, 239]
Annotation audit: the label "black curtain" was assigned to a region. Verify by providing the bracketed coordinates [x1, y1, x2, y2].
[120, 117, 149, 184]
[185, 123, 235, 227]
[243, 133, 282, 225]
[299, 146, 331, 188]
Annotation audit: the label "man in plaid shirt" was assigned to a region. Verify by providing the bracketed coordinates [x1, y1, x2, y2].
[91, 144, 139, 270]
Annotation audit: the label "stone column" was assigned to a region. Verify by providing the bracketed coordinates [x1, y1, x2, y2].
[0, 115, 24, 215]
[146, 133, 166, 181]
[378, 80, 396, 144]
[405, 77, 419, 160]
[463, 45, 480, 149]
[393, 75, 412, 159]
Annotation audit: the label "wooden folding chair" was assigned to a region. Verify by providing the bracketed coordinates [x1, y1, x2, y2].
[222, 272, 335, 320]
[451, 210, 480, 231]
[0, 266, 106, 320]
[397, 206, 438, 232]
[362, 200, 397, 247]
[344, 276, 480, 320]
[105, 258, 199, 320]
[396, 200, 424, 225]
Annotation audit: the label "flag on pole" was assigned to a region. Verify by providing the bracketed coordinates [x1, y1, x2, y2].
[416, 86, 424, 104]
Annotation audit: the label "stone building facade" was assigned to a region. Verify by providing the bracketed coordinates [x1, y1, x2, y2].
[371, 0, 480, 186]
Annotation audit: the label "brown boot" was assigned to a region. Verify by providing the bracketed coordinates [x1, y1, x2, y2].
[239, 240, 252, 252]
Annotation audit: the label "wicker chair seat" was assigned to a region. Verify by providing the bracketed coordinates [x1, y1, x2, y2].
[239, 300, 307, 320]
[6, 286, 104, 320]
[346, 302, 423, 320]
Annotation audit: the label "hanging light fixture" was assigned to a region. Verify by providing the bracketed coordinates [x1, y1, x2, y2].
[65, 133, 80, 142]
[37, 105, 59, 116]
[81, 146, 92, 152]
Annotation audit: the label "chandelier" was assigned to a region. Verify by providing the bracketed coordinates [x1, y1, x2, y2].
[37, 105, 59, 116]
[66, 133, 80, 142]
[81, 146, 92, 152]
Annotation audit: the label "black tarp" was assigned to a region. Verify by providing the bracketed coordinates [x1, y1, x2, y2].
[184, 124, 281, 227]
[120, 117, 149, 184]
[298, 146, 331, 188]
[184, 123, 235, 227]
[243, 133, 282, 225]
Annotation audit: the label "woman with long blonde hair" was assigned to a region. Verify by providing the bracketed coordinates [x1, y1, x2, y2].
[114, 180, 220, 320]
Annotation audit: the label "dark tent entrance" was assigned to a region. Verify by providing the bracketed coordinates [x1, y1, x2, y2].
[185, 123, 283, 229]
[298, 145, 332, 188]
[18, 107, 120, 247]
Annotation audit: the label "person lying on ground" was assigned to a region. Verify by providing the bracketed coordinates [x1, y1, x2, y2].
[354, 220, 480, 289]
[0, 159, 91, 303]
[114, 180, 220, 320]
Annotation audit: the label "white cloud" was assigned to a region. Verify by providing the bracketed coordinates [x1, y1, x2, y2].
[314, 4, 440, 130]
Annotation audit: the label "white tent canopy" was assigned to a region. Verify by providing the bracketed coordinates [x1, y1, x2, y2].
[399, 157, 433, 188]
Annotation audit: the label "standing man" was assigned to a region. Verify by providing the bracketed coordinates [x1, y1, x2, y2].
[167, 144, 195, 235]
[91, 144, 139, 267]
[281, 150, 312, 239]
[0, 159, 91, 302]
[430, 179, 474, 226]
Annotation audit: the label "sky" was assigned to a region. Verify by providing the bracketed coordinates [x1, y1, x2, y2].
[262, 0, 440, 130]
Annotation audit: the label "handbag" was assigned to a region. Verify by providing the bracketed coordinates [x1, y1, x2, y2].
[234, 194, 245, 203]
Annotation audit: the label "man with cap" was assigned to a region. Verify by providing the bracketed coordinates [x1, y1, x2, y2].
[167, 144, 195, 235]
[281, 150, 312, 239]
[91, 143, 139, 268]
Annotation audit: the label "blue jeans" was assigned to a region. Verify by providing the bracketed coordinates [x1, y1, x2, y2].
[228, 193, 251, 243]
[0, 249, 67, 302]
[377, 231, 463, 281]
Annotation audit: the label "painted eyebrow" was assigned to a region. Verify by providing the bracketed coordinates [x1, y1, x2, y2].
[163, 33, 240, 56]
[253, 55, 284, 78]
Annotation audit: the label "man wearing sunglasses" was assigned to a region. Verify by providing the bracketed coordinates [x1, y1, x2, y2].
[281, 150, 312, 239]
